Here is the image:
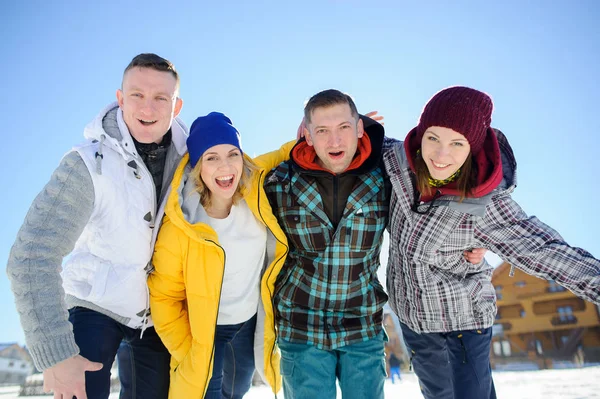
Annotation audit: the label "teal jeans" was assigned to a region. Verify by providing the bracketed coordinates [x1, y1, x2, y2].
[278, 331, 386, 399]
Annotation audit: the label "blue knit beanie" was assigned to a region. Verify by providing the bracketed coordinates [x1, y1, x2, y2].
[187, 112, 243, 167]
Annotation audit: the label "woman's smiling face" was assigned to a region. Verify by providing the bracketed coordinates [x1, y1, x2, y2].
[420, 126, 471, 180]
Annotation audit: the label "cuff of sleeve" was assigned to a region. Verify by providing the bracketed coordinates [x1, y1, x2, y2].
[28, 334, 80, 371]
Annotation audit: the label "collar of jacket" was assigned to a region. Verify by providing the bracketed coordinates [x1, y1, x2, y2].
[82, 102, 189, 161]
[289, 114, 385, 177]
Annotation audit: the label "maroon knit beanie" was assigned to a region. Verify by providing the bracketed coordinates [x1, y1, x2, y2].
[415, 86, 493, 155]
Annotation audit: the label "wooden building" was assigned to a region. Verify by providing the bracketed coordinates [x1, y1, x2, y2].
[491, 263, 600, 370]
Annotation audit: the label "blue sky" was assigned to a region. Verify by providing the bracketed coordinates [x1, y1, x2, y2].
[1, 1, 599, 344]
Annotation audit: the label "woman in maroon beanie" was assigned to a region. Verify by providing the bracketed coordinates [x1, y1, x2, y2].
[383, 86, 600, 399]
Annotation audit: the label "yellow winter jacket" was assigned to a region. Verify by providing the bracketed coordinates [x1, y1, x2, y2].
[148, 142, 292, 398]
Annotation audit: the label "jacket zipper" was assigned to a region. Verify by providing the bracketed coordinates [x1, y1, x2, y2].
[257, 170, 288, 395]
[134, 152, 157, 338]
[203, 239, 226, 397]
[323, 175, 340, 341]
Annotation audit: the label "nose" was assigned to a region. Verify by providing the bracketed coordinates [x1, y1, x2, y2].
[140, 98, 155, 114]
[329, 131, 342, 147]
[435, 145, 451, 157]
[217, 157, 235, 169]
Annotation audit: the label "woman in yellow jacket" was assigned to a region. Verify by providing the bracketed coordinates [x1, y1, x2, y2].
[148, 112, 291, 398]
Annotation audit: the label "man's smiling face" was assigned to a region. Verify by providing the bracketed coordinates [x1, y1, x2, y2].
[305, 103, 364, 174]
[116, 66, 182, 144]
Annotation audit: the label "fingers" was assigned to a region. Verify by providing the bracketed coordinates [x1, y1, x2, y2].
[365, 111, 385, 125]
[85, 361, 103, 372]
[463, 250, 485, 264]
[74, 386, 88, 399]
[296, 117, 306, 140]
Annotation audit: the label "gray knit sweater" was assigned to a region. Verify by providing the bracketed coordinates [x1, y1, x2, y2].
[7, 151, 94, 370]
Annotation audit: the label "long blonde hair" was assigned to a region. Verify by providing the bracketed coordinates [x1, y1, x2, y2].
[189, 155, 258, 209]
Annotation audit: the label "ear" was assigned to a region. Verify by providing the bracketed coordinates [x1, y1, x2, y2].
[304, 127, 314, 146]
[116, 89, 124, 108]
[173, 97, 183, 117]
[357, 119, 364, 138]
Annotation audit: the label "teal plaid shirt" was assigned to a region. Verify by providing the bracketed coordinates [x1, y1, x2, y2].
[265, 158, 389, 350]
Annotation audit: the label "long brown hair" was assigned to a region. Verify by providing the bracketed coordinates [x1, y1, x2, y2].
[413, 151, 477, 201]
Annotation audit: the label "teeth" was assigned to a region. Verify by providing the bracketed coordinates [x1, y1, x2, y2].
[140, 119, 156, 123]
[216, 175, 234, 181]
[433, 162, 449, 168]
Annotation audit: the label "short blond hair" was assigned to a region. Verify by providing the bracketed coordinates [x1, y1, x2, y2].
[189, 155, 258, 209]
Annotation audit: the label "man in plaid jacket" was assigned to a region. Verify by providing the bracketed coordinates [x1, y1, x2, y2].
[264, 89, 389, 399]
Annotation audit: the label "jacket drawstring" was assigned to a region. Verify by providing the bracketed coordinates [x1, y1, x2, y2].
[411, 189, 442, 215]
[95, 135, 106, 175]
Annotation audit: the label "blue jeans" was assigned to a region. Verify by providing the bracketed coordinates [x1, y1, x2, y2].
[278, 332, 386, 399]
[205, 314, 257, 399]
[68, 307, 170, 399]
[400, 322, 497, 399]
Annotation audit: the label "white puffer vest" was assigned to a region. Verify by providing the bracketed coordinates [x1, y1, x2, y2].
[61, 103, 188, 328]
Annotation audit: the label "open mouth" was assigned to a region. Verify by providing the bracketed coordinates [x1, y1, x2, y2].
[138, 118, 157, 126]
[328, 151, 344, 160]
[431, 160, 451, 170]
[215, 175, 235, 189]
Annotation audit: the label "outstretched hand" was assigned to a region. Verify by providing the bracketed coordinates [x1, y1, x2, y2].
[365, 111, 384, 125]
[43, 355, 103, 399]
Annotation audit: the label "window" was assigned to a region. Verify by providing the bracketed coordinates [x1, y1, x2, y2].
[557, 306, 574, 322]
[8, 361, 14, 367]
[493, 340, 512, 357]
[495, 285, 503, 300]
[514, 281, 527, 288]
[493, 341, 502, 356]
[548, 280, 566, 293]
[501, 340, 512, 356]
[520, 310, 526, 318]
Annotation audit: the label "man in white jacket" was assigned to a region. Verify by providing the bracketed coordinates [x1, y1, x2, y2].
[7, 53, 187, 399]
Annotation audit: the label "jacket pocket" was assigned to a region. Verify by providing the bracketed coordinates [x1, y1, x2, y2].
[283, 208, 327, 252]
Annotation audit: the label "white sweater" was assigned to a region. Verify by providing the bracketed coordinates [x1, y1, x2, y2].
[199, 200, 267, 325]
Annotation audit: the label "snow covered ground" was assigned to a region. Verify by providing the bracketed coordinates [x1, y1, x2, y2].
[1, 366, 599, 398]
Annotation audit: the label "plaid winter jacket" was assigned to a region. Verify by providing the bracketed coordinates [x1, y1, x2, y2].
[385, 129, 600, 333]
[265, 122, 389, 350]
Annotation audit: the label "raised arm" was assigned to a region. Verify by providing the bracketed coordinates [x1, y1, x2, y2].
[477, 194, 600, 304]
[253, 140, 296, 171]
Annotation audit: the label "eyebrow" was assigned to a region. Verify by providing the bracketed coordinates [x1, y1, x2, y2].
[127, 86, 173, 97]
[425, 130, 468, 142]
[313, 121, 353, 130]
[203, 148, 240, 156]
